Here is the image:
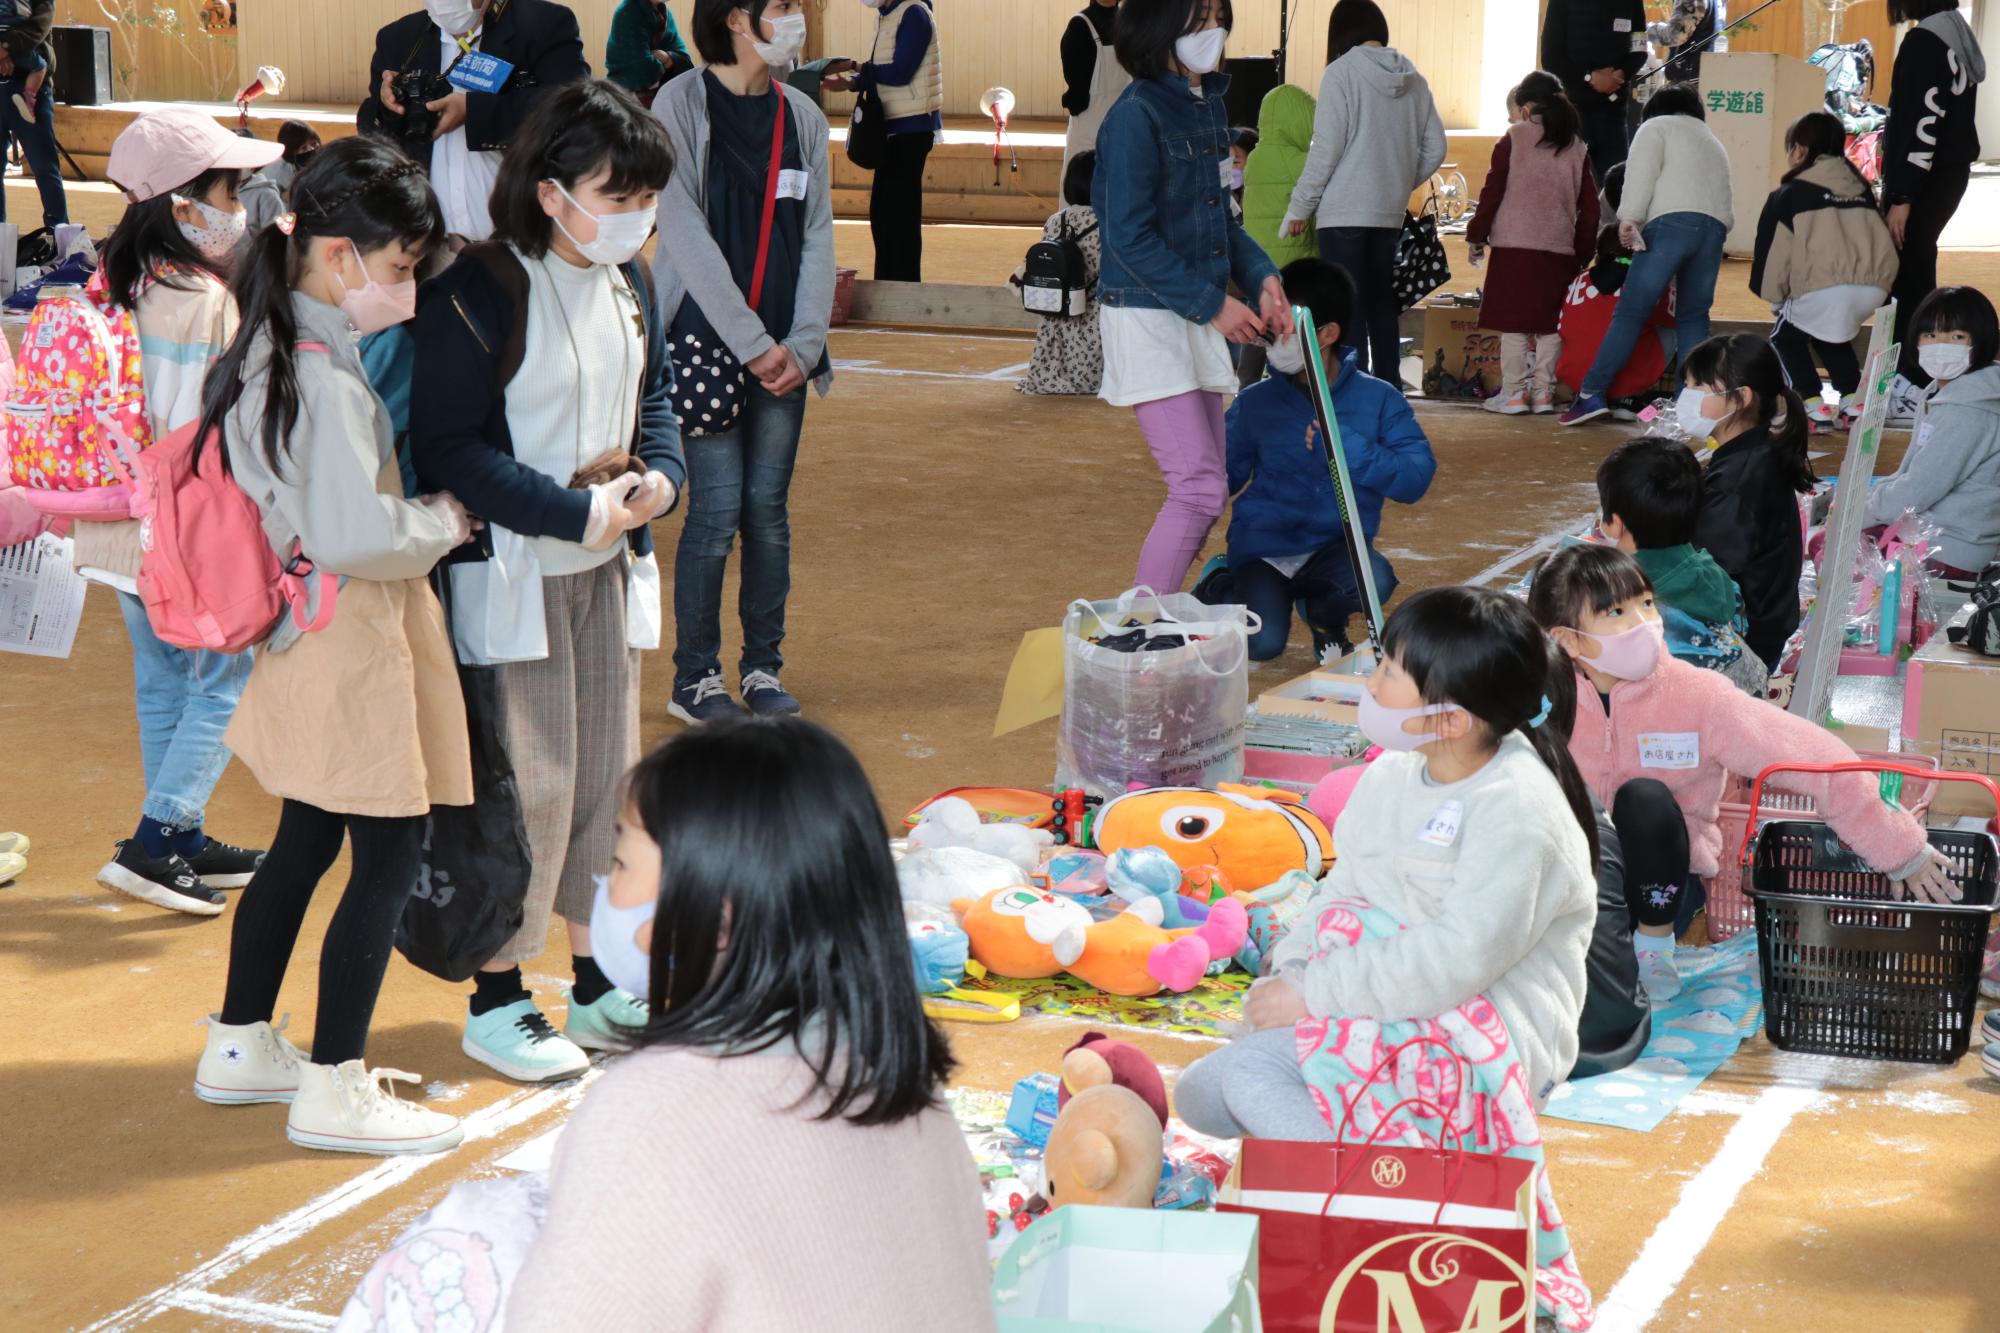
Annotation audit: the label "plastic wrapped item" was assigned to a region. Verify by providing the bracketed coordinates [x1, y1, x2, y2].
[1055, 588, 1258, 800]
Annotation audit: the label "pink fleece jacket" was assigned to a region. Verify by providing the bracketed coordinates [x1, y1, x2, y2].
[1567, 655, 1929, 878]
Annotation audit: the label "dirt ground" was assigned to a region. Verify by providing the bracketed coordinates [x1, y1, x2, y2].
[5, 177, 2000, 1332]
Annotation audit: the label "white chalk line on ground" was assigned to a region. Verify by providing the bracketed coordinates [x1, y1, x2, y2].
[155, 1291, 337, 1332]
[1465, 521, 1580, 588]
[77, 1072, 599, 1333]
[1591, 1083, 1826, 1332]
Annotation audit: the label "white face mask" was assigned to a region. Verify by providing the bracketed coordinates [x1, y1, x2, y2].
[1266, 333, 1308, 376]
[752, 12, 808, 68]
[547, 180, 655, 266]
[1175, 26, 1229, 74]
[589, 874, 658, 1001]
[1918, 343, 1974, 383]
[1676, 386, 1724, 440]
[176, 198, 247, 263]
[424, 0, 482, 37]
[859, 0, 887, 8]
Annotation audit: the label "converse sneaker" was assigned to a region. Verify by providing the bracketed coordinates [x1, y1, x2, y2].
[194, 1013, 308, 1105]
[1558, 393, 1610, 426]
[0, 852, 23, 886]
[1482, 389, 1530, 415]
[565, 987, 650, 1053]
[463, 998, 591, 1083]
[186, 837, 266, 889]
[0, 831, 29, 857]
[741, 669, 802, 717]
[1884, 374, 1923, 427]
[286, 1060, 463, 1155]
[1982, 1042, 2000, 1083]
[1529, 390, 1557, 415]
[97, 841, 224, 916]
[668, 673, 748, 725]
[1636, 942, 1683, 1005]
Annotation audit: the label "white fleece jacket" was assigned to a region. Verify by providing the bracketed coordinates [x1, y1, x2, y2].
[1618, 113, 1734, 231]
[1269, 733, 1598, 1106]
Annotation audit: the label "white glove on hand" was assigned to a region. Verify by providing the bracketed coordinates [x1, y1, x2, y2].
[629, 470, 677, 522]
[582, 476, 643, 552]
[1893, 846, 1961, 904]
[420, 492, 472, 547]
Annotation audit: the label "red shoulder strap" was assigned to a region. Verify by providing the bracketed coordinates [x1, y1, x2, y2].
[748, 89, 786, 312]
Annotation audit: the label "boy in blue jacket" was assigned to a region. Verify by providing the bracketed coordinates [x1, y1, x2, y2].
[1216, 259, 1437, 660]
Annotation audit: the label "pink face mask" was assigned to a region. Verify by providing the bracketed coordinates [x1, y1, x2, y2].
[1357, 690, 1460, 752]
[1567, 618, 1663, 680]
[334, 241, 417, 335]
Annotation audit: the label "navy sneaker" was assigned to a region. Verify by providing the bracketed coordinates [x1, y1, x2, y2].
[97, 841, 224, 916]
[668, 673, 748, 725]
[741, 670, 802, 717]
[5, 252, 98, 313]
[1558, 393, 1610, 426]
[186, 836, 266, 889]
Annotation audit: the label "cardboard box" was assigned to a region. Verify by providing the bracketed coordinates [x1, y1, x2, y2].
[1900, 622, 2000, 820]
[1418, 303, 1501, 397]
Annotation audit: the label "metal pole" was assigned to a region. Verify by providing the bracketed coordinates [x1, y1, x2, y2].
[1277, 0, 1288, 80]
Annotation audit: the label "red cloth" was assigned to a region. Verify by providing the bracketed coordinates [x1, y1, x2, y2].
[1478, 247, 1582, 334]
[1554, 270, 1675, 399]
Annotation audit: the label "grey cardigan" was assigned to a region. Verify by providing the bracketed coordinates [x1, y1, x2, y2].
[224, 294, 460, 652]
[649, 71, 837, 396]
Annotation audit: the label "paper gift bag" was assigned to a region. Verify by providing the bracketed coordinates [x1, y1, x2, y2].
[991, 1205, 1262, 1333]
[1219, 1136, 1536, 1333]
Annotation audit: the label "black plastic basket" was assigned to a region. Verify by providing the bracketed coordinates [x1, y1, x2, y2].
[1742, 763, 2000, 1065]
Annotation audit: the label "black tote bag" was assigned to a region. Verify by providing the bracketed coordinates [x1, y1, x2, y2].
[1390, 199, 1452, 312]
[846, 82, 889, 170]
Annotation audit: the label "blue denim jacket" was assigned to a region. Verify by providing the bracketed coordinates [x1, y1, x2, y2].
[1093, 72, 1280, 323]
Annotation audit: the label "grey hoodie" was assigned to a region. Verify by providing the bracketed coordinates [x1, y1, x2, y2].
[1286, 46, 1447, 231]
[1921, 10, 1987, 87]
[1865, 361, 2000, 574]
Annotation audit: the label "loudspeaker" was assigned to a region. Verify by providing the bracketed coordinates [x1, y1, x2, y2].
[49, 26, 113, 107]
[1222, 56, 1281, 132]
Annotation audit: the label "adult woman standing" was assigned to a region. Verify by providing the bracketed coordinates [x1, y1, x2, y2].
[1282, 0, 1445, 384]
[654, 0, 835, 722]
[1096, 0, 1290, 595]
[1061, 0, 1129, 173]
[827, 0, 942, 282]
[1883, 0, 1985, 396]
[410, 80, 684, 1083]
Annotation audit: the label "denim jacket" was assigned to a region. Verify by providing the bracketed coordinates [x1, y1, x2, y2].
[1093, 72, 1279, 322]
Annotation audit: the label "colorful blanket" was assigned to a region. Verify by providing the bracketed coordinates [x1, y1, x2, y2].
[957, 969, 1250, 1036]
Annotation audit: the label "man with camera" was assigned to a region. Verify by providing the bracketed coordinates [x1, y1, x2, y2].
[358, 0, 588, 239]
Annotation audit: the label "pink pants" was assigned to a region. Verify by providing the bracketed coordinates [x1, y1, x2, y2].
[1132, 389, 1229, 593]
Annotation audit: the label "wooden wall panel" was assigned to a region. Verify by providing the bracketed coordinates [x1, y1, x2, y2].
[55, 0, 238, 102]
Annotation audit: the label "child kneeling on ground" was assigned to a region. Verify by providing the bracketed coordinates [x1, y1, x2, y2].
[1176, 587, 1598, 1329]
[1199, 258, 1435, 661]
[1527, 544, 1954, 1005]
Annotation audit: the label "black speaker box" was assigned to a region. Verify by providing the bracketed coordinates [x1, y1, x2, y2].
[1223, 56, 1281, 132]
[49, 26, 114, 107]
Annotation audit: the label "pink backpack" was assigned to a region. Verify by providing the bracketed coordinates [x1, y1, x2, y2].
[4, 273, 151, 520]
[108, 343, 338, 654]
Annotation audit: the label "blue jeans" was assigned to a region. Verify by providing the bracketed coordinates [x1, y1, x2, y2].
[0, 75, 68, 229]
[1317, 226, 1403, 384]
[1581, 212, 1726, 399]
[1231, 543, 1397, 661]
[115, 590, 252, 830]
[671, 382, 807, 688]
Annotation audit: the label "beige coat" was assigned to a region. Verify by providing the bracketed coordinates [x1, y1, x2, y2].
[1750, 154, 1899, 308]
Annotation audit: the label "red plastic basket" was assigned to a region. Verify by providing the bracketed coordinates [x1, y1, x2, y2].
[1705, 749, 1939, 940]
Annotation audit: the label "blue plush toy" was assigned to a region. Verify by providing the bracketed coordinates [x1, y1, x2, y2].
[1104, 847, 1204, 929]
[907, 906, 971, 995]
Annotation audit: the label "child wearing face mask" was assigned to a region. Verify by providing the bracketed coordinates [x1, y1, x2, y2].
[1176, 587, 1599, 1328]
[412, 79, 685, 1086]
[60, 110, 288, 916]
[191, 136, 479, 1155]
[1864, 286, 2000, 580]
[509, 719, 993, 1329]
[1676, 333, 1818, 667]
[1205, 257, 1434, 661]
[1528, 544, 1953, 1003]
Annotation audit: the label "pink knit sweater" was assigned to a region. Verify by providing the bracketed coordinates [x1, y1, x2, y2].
[1567, 655, 1929, 878]
[509, 1046, 997, 1331]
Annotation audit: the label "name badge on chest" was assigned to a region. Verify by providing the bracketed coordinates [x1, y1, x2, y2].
[776, 169, 810, 202]
[448, 51, 514, 95]
[1418, 800, 1464, 848]
[1638, 732, 1701, 770]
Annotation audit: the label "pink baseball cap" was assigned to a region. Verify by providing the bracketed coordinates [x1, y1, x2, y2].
[107, 107, 285, 203]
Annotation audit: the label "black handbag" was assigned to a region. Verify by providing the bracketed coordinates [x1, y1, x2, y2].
[846, 82, 888, 170]
[396, 576, 534, 982]
[1389, 199, 1452, 312]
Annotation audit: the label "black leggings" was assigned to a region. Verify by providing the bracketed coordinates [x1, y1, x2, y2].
[219, 799, 424, 1066]
[1891, 162, 1973, 385]
[1611, 779, 1690, 929]
[1772, 319, 1862, 400]
[870, 131, 934, 282]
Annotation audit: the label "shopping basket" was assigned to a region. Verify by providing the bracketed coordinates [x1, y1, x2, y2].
[1740, 762, 1999, 1064]
[1706, 750, 1941, 940]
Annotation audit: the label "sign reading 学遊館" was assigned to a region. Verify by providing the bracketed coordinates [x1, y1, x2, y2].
[1705, 88, 1768, 116]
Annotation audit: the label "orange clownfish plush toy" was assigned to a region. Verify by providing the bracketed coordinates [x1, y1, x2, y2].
[1089, 785, 1332, 890]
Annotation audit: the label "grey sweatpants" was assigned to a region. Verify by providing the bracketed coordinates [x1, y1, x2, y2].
[1174, 1025, 1336, 1142]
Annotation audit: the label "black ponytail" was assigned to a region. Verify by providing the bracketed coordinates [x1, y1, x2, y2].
[1682, 333, 1816, 494]
[1381, 587, 1600, 867]
[1515, 69, 1580, 153]
[196, 135, 443, 476]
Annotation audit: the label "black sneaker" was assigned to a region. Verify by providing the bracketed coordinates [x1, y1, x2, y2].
[741, 670, 802, 717]
[96, 841, 225, 916]
[668, 673, 750, 725]
[186, 837, 266, 889]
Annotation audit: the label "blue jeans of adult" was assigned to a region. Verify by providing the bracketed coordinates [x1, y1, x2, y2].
[0, 78, 69, 229]
[114, 590, 251, 831]
[1317, 225, 1403, 385]
[1580, 212, 1726, 399]
[672, 381, 807, 689]
[1231, 542, 1397, 661]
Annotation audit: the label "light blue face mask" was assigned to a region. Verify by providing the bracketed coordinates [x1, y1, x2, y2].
[589, 874, 658, 1000]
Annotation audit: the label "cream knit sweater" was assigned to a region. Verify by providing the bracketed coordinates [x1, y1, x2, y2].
[509, 1044, 998, 1331]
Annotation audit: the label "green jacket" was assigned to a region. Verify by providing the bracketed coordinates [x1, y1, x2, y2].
[1636, 543, 1742, 629]
[1241, 83, 1319, 271]
[606, 0, 690, 93]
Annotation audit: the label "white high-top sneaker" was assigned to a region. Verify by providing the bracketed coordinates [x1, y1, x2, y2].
[194, 1013, 308, 1105]
[286, 1060, 463, 1155]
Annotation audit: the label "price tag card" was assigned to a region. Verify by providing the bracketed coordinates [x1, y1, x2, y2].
[448, 51, 514, 95]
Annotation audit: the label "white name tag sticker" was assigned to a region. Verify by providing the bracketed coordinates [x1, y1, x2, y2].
[1613, 17, 1633, 31]
[1638, 732, 1701, 770]
[1418, 800, 1464, 848]
[776, 169, 810, 201]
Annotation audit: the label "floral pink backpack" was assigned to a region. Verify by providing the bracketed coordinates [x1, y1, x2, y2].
[3, 272, 152, 519]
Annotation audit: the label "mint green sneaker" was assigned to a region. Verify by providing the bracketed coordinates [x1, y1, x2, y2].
[565, 987, 649, 1053]
[461, 998, 590, 1083]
